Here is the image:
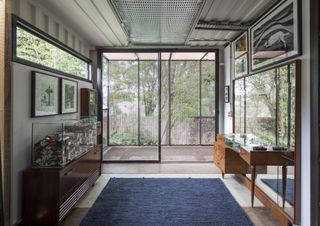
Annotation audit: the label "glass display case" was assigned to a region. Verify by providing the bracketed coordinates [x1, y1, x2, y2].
[224, 133, 262, 151]
[32, 118, 99, 168]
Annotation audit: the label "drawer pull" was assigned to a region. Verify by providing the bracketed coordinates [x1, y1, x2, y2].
[64, 169, 73, 176]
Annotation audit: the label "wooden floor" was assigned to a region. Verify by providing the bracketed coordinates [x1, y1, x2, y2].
[103, 146, 213, 162]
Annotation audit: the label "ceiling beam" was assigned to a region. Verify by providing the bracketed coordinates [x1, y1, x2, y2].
[188, 38, 231, 42]
[196, 20, 250, 31]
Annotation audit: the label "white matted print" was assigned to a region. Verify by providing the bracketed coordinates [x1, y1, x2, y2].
[61, 79, 78, 114]
[32, 72, 59, 117]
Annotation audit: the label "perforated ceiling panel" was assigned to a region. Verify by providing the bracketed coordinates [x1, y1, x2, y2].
[110, 0, 204, 45]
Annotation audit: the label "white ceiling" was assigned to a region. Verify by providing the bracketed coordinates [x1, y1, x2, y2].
[37, 0, 279, 48]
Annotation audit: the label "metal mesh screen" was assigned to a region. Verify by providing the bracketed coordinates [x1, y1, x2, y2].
[111, 0, 204, 44]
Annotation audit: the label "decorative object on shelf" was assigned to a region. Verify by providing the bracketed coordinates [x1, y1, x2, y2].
[61, 78, 78, 114]
[249, 0, 300, 71]
[31, 71, 59, 117]
[234, 33, 248, 78]
[32, 118, 99, 168]
[81, 88, 97, 117]
[224, 85, 229, 103]
[252, 146, 267, 151]
[272, 146, 287, 151]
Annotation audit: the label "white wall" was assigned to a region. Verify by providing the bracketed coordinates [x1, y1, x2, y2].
[218, 48, 226, 133]
[12, 0, 93, 57]
[300, 0, 311, 224]
[10, 1, 95, 224]
[11, 63, 93, 225]
[223, 45, 233, 134]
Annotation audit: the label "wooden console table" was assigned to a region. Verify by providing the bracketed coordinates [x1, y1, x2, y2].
[239, 147, 294, 207]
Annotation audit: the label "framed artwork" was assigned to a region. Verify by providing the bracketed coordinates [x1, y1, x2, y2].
[31, 72, 59, 117]
[234, 33, 248, 78]
[234, 33, 248, 58]
[224, 86, 230, 103]
[249, 0, 300, 71]
[235, 54, 248, 78]
[61, 78, 78, 114]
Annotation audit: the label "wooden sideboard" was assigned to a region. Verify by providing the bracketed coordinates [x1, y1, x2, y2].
[214, 134, 251, 178]
[22, 145, 101, 225]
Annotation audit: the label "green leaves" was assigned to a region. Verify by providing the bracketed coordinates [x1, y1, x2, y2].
[16, 27, 87, 78]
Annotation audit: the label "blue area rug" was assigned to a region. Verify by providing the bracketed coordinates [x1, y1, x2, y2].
[80, 178, 254, 226]
[261, 178, 294, 205]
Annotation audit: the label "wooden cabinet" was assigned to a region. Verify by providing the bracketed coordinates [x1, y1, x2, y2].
[22, 145, 101, 225]
[214, 134, 250, 177]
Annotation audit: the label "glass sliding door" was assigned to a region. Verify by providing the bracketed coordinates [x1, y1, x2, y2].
[139, 61, 159, 145]
[201, 61, 216, 145]
[103, 51, 217, 162]
[103, 54, 160, 161]
[171, 61, 200, 145]
[109, 60, 139, 146]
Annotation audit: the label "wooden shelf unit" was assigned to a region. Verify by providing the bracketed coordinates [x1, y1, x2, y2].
[22, 145, 101, 225]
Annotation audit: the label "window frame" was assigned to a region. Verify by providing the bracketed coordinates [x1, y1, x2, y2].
[12, 15, 92, 82]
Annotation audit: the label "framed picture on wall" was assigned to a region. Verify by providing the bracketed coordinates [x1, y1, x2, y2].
[31, 72, 60, 117]
[224, 86, 230, 103]
[234, 33, 248, 58]
[249, 0, 300, 71]
[234, 33, 248, 78]
[61, 78, 78, 114]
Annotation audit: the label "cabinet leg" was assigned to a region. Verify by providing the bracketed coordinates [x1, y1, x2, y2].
[282, 165, 287, 208]
[251, 165, 256, 208]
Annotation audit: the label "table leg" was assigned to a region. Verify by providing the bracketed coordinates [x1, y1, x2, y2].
[251, 165, 256, 207]
[222, 172, 225, 179]
[282, 165, 287, 208]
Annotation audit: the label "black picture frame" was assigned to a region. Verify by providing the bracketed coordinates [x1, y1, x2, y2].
[234, 32, 249, 78]
[249, 0, 301, 71]
[60, 78, 78, 114]
[31, 71, 60, 117]
[224, 86, 230, 103]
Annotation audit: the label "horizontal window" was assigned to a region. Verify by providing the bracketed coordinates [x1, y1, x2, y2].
[15, 25, 89, 79]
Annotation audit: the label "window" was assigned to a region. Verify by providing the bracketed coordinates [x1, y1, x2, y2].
[234, 63, 296, 146]
[15, 23, 89, 79]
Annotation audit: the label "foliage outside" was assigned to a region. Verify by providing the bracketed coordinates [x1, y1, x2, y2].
[16, 26, 88, 78]
[234, 64, 296, 147]
[105, 59, 216, 146]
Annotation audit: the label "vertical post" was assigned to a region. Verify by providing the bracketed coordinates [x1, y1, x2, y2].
[310, 0, 320, 224]
[2, 1, 13, 225]
[287, 64, 291, 148]
[199, 60, 202, 145]
[244, 77, 247, 134]
[168, 55, 172, 145]
[275, 68, 279, 146]
[158, 53, 161, 161]
[137, 60, 140, 145]
[107, 59, 110, 147]
[215, 50, 220, 137]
